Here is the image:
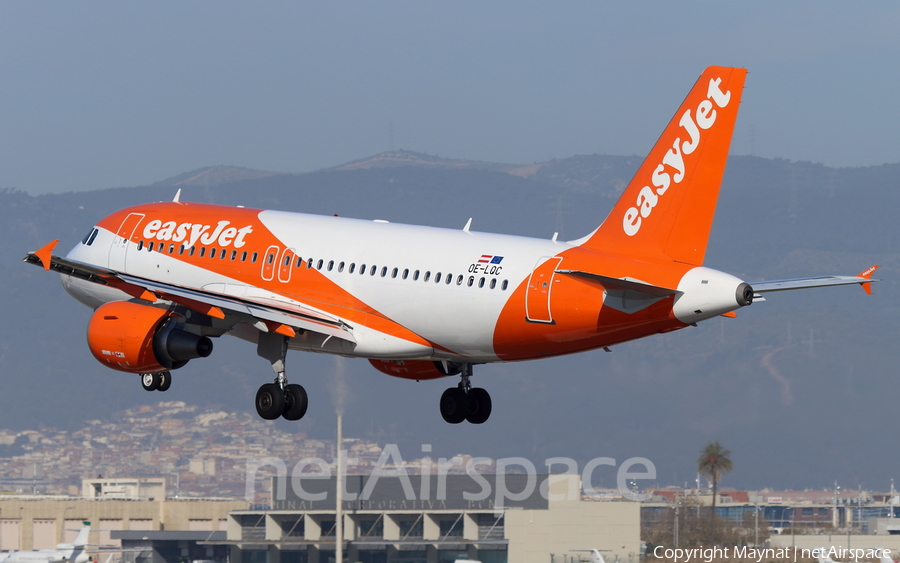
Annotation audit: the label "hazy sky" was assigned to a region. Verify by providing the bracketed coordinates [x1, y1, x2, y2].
[2, 2, 898, 194]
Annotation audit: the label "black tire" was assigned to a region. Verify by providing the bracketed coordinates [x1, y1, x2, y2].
[282, 384, 308, 421]
[466, 387, 492, 424]
[255, 383, 285, 420]
[141, 373, 160, 392]
[156, 371, 172, 392]
[440, 388, 469, 424]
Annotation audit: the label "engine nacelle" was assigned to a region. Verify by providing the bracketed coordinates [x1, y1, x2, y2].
[368, 359, 461, 381]
[87, 301, 213, 374]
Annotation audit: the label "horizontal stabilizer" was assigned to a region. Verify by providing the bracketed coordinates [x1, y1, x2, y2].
[556, 270, 679, 297]
[750, 265, 879, 294]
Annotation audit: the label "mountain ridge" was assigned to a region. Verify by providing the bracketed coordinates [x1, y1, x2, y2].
[2, 152, 897, 490]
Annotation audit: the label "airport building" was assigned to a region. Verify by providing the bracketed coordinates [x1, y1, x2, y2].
[0, 475, 641, 563]
[10, 475, 900, 563]
[216, 474, 640, 563]
[0, 491, 245, 551]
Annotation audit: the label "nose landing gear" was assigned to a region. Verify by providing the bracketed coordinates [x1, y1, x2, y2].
[439, 363, 492, 424]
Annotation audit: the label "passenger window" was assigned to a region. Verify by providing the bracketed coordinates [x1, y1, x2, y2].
[457, 275, 463, 286]
[199, 247, 206, 257]
[307, 258, 313, 269]
[391, 268, 398, 279]
[283, 255, 291, 266]
[148, 241, 155, 252]
[241, 251, 247, 262]
[359, 264, 366, 275]
[251, 252, 258, 263]
[179, 245, 186, 255]
[424, 271, 431, 282]
[220, 249, 227, 259]
[349, 263, 355, 274]
[502, 280, 508, 290]
[158, 243, 164, 253]
[338, 262, 345, 273]
[490, 278, 496, 289]
[467, 276, 474, 287]
[435, 273, 442, 283]
[296, 256, 303, 268]
[402, 268, 409, 280]
[189, 247, 195, 257]
[478, 277, 485, 288]
[267, 253, 275, 265]
[381, 267, 387, 277]
[370, 265, 377, 276]
[327, 260, 334, 271]
[137, 240, 144, 251]
[413, 270, 419, 281]
[317, 259, 324, 270]
[168, 244, 175, 254]
[231, 250, 237, 260]
[210, 248, 217, 259]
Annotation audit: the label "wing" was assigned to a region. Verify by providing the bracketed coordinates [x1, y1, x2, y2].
[749, 265, 879, 297]
[24, 240, 356, 343]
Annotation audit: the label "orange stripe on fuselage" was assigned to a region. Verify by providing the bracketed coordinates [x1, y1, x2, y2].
[493, 245, 691, 361]
[96, 203, 434, 351]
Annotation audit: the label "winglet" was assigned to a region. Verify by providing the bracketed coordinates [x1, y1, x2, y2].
[173, 188, 182, 203]
[34, 240, 59, 271]
[858, 265, 879, 295]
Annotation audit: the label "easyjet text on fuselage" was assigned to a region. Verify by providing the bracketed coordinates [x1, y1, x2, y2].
[142, 219, 254, 249]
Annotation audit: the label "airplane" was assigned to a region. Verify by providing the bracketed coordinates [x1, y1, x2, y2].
[0, 522, 91, 563]
[24, 66, 879, 425]
[573, 549, 608, 563]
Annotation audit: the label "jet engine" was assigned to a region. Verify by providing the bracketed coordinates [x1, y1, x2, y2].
[87, 301, 213, 373]
[368, 359, 461, 381]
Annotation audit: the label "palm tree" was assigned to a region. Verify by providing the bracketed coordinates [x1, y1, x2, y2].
[697, 441, 733, 543]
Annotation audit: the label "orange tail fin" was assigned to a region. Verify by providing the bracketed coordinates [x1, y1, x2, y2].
[580, 66, 747, 266]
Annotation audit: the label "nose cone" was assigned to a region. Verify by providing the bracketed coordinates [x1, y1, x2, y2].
[673, 266, 752, 324]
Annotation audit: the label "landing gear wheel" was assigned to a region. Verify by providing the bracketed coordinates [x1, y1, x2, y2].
[440, 387, 470, 424]
[466, 387, 492, 424]
[156, 371, 172, 392]
[282, 384, 308, 421]
[141, 373, 160, 392]
[256, 383, 285, 420]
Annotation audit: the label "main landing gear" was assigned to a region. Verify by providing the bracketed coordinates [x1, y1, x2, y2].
[439, 363, 492, 425]
[254, 332, 308, 421]
[140, 371, 171, 392]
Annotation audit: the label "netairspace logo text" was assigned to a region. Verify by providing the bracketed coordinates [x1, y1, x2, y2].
[245, 444, 656, 505]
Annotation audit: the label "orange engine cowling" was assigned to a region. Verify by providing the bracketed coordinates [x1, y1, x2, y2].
[368, 359, 461, 381]
[87, 301, 213, 374]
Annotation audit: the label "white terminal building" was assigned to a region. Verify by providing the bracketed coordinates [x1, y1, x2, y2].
[0, 475, 640, 563]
